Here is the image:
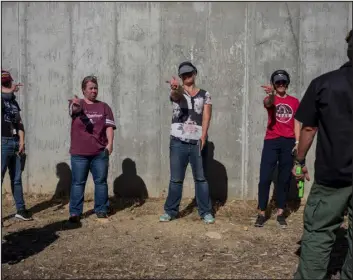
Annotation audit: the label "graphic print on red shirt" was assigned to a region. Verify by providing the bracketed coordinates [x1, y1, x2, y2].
[264, 94, 300, 140]
[70, 100, 116, 156]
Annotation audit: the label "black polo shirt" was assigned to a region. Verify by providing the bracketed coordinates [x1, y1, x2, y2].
[295, 61, 352, 187]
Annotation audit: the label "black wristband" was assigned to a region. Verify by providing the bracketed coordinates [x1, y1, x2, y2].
[294, 158, 306, 167]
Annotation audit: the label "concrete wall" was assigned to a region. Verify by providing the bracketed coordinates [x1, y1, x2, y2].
[2, 2, 352, 200]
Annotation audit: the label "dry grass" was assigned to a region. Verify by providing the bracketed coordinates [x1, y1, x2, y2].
[1, 193, 347, 279]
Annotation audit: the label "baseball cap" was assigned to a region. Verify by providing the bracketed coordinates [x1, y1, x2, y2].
[273, 73, 289, 84]
[179, 64, 195, 76]
[2, 70, 13, 84]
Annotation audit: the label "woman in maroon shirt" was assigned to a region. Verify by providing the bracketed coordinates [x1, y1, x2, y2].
[68, 76, 116, 222]
[255, 70, 300, 229]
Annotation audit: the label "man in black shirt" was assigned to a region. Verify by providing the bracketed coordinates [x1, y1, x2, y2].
[292, 30, 352, 279]
[1, 70, 32, 221]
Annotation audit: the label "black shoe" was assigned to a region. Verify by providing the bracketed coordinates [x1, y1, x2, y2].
[96, 212, 108, 219]
[276, 215, 287, 229]
[254, 214, 266, 227]
[69, 215, 81, 223]
[15, 209, 33, 221]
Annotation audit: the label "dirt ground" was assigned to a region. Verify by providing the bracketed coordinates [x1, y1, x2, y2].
[1, 194, 348, 279]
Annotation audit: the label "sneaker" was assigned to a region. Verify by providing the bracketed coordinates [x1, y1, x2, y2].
[15, 209, 33, 221]
[203, 214, 215, 224]
[96, 212, 108, 219]
[159, 213, 173, 222]
[276, 215, 287, 229]
[69, 214, 81, 223]
[254, 214, 266, 227]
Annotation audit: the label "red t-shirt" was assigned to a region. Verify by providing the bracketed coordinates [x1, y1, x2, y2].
[264, 94, 299, 140]
[69, 100, 116, 156]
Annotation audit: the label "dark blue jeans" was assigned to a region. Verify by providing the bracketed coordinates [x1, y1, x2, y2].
[69, 150, 110, 216]
[164, 137, 212, 218]
[258, 137, 295, 211]
[1, 137, 25, 211]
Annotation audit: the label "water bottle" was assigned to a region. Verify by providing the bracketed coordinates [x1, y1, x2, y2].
[295, 166, 304, 198]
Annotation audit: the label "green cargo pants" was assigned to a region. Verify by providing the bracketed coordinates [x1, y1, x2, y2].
[294, 182, 352, 280]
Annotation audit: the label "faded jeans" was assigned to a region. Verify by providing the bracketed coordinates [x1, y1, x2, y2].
[1, 136, 26, 211]
[164, 137, 212, 218]
[69, 150, 110, 216]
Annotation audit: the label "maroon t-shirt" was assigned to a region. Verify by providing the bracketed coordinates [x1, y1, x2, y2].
[69, 100, 116, 156]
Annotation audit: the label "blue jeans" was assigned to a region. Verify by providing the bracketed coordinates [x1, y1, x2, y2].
[69, 150, 110, 216]
[164, 138, 212, 218]
[258, 137, 295, 211]
[1, 137, 26, 211]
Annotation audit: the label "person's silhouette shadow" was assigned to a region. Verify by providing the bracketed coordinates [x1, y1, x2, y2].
[110, 158, 148, 213]
[26, 162, 72, 215]
[205, 142, 228, 212]
[2, 219, 81, 265]
[180, 141, 228, 217]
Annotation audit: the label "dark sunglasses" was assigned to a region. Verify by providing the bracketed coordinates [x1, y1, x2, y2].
[274, 81, 288, 87]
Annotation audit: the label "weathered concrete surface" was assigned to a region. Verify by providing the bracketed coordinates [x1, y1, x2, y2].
[1, 2, 352, 199]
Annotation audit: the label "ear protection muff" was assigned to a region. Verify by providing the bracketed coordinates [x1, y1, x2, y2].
[178, 61, 198, 77]
[270, 70, 290, 87]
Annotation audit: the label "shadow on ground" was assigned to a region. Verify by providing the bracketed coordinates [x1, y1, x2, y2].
[2, 162, 72, 221]
[2, 219, 81, 265]
[295, 227, 348, 278]
[179, 141, 228, 218]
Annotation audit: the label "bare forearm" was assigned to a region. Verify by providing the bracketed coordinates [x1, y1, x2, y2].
[264, 93, 275, 108]
[294, 120, 301, 142]
[296, 126, 317, 161]
[202, 106, 212, 138]
[170, 85, 184, 102]
[106, 127, 114, 145]
[69, 102, 82, 116]
[18, 130, 25, 144]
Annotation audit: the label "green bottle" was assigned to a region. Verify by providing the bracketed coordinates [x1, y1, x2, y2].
[295, 166, 304, 198]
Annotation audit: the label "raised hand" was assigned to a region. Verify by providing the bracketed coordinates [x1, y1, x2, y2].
[261, 85, 274, 94]
[69, 95, 80, 105]
[166, 76, 180, 90]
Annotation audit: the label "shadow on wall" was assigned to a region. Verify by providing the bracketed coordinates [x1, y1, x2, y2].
[268, 163, 301, 218]
[295, 227, 348, 278]
[27, 162, 72, 215]
[205, 142, 228, 212]
[2, 219, 81, 265]
[179, 141, 228, 217]
[104, 158, 149, 215]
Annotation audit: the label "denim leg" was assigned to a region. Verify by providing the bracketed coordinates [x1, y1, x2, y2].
[164, 139, 189, 218]
[69, 155, 90, 216]
[8, 152, 25, 211]
[189, 142, 212, 218]
[90, 150, 109, 214]
[1, 139, 12, 186]
[277, 138, 295, 210]
[258, 139, 279, 211]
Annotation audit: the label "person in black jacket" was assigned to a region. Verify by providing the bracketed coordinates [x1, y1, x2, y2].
[1, 70, 32, 221]
[292, 30, 352, 279]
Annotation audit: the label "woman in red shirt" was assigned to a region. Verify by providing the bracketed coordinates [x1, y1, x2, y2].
[255, 70, 300, 228]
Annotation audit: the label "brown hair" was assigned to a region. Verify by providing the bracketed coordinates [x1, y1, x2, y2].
[81, 75, 98, 91]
